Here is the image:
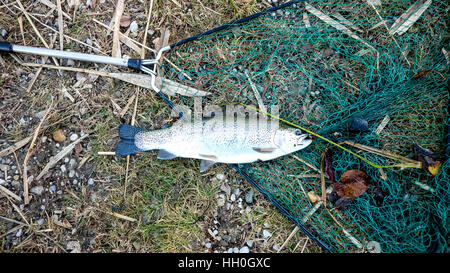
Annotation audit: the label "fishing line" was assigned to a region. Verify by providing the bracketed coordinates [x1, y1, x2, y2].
[228, 102, 422, 170]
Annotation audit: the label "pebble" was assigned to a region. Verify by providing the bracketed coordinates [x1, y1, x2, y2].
[30, 186, 44, 195]
[246, 240, 253, 248]
[227, 248, 233, 253]
[230, 193, 236, 202]
[205, 242, 211, 249]
[16, 229, 23, 237]
[72, 179, 78, 185]
[86, 38, 93, 46]
[88, 178, 94, 185]
[213, 229, 218, 235]
[37, 219, 45, 225]
[273, 244, 280, 251]
[69, 133, 79, 141]
[245, 189, 254, 204]
[233, 247, 239, 253]
[13, 175, 19, 180]
[60, 165, 67, 173]
[263, 229, 272, 239]
[129, 21, 139, 34]
[68, 158, 77, 170]
[49, 185, 56, 192]
[11, 181, 21, 189]
[216, 173, 225, 181]
[0, 178, 5, 185]
[239, 246, 250, 253]
[68, 170, 75, 178]
[1, 29, 7, 37]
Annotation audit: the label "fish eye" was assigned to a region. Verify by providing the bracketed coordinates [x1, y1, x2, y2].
[294, 129, 302, 136]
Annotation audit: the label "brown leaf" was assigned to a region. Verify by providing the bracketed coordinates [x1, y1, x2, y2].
[74, 143, 82, 156]
[120, 15, 132, 27]
[89, 0, 97, 9]
[412, 70, 432, 79]
[334, 169, 368, 198]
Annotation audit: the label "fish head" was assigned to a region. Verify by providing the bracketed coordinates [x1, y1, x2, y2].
[274, 128, 312, 153]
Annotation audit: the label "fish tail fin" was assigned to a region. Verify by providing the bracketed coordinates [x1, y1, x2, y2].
[116, 124, 146, 157]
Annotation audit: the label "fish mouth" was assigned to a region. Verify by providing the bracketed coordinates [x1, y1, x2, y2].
[296, 134, 313, 147]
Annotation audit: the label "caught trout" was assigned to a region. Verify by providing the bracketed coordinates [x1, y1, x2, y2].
[116, 117, 312, 172]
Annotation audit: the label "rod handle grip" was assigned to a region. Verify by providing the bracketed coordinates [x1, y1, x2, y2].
[0, 42, 13, 53]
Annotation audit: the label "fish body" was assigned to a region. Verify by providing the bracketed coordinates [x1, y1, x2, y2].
[116, 117, 312, 172]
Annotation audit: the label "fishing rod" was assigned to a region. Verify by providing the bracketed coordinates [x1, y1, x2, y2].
[0, 41, 185, 119]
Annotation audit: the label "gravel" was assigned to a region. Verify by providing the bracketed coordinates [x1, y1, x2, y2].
[245, 189, 254, 204]
[263, 229, 272, 239]
[30, 186, 44, 195]
[239, 246, 250, 253]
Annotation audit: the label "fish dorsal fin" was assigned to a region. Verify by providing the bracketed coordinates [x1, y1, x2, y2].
[200, 160, 216, 173]
[252, 147, 276, 153]
[157, 150, 178, 160]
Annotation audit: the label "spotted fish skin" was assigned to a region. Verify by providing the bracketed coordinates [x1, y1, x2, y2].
[116, 117, 312, 172]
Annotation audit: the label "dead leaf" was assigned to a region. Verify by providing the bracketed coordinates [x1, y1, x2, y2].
[413, 143, 442, 176]
[412, 70, 432, 79]
[120, 15, 132, 27]
[88, 0, 97, 9]
[307, 191, 320, 203]
[334, 169, 369, 198]
[74, 143, 82, 156]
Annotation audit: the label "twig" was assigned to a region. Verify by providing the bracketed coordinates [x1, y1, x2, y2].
[36, 134, 89, 180]
[98, 151, 116, 155]
[56, 0, 64, 51]
[0, 184, 22, 202]
[111, 0, 125, 58]
[245, 71, 266, 114]
[277, 226, 299, 253]
[23, 102, 53, 204]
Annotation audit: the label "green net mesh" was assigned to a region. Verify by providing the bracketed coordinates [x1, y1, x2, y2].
[157, 0, 449, 252]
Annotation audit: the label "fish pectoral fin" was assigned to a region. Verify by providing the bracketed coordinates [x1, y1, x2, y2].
[252, 147, 277, 153]
[157, 150, 178, 160]
[198, 154, 218, 160]
[200, 160, 216, 173]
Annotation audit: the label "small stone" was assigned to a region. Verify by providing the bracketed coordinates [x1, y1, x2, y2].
[69, 133, 79, 141]
[245, 189, 254, 204]
[68, 170, 75, 178]
[72, 179, 78, 185]
[349, 118, 369, 132]
[213, 229, 218, 235]
[1, 29, 7, 37]
[0, 178, 5, 185]
[230, 193, 236, 202]
[216, 173, 225, 181]
[227, 248, 233, 253]
[16, 229, 23, 237]
[205, 242, 211, 249]
[11, 181, 21, 189]
[239, 246, 250, 253]
[13, 175, 19, 181]
[68, 158, 77, 170]
[52, 129, 66, 142]
[273, 244, 280, 251]
[49, 185, 56, 192]
[88, 178, 94, 185]
[233, 247, 239, 253]
[30, 186, 44, 195]
[37, 219, 45, 225]
[246, 240, 253, 248]
[263, 229, 272, 239]
[86, 38, 92, 46]
[129, 21, 138, 34]
[60, 165, 67, 173]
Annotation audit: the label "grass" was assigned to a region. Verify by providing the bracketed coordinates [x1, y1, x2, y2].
[5, 0, 446, 254]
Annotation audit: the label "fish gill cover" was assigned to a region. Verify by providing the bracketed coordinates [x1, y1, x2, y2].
[156, 0, 449, 252]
